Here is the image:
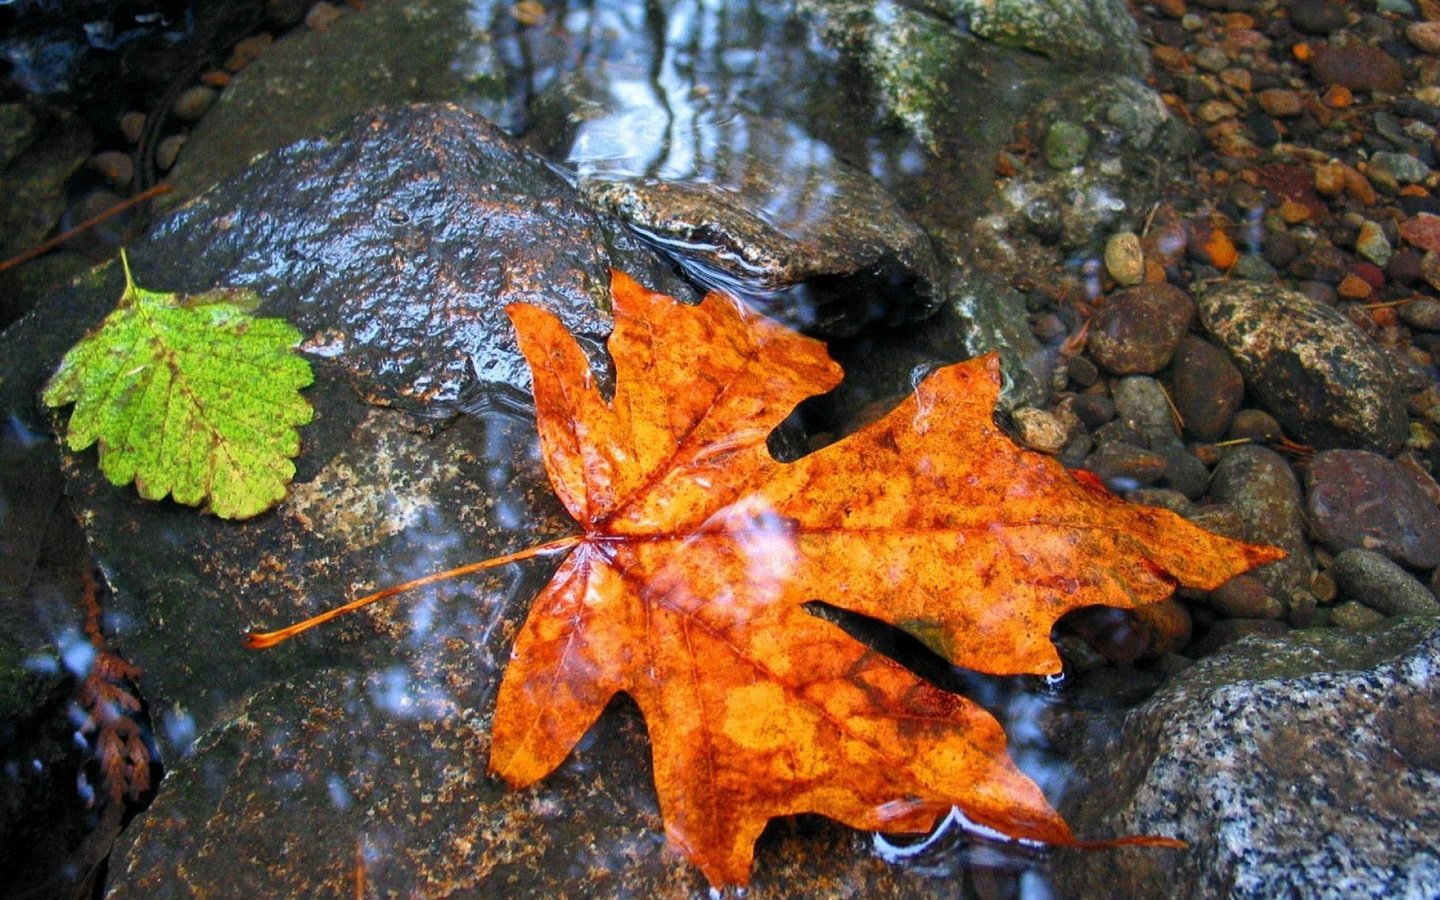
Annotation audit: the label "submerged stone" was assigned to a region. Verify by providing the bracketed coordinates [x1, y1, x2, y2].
[1197, 281, 1408, 454]
[1054, 619, 1440, 899]
[573, 112, 941, 335]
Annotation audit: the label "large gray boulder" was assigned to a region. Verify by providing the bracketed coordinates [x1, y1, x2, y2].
[1054, 619, 1440, 899]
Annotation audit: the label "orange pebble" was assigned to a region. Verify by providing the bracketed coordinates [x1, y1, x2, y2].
[1322, 84, 1353, 109]
[1293, 42, 1313, 62]
[1337, 274, 1372, 299]
[1370, 306, 1399, 328]
[1400, 184, 1431, 197]
[200, 70, 231, 88]
[1200, 226, 1239, 270]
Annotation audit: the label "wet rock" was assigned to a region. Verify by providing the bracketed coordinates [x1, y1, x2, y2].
[1331, 549, 1440, 617]
[153, 134, 185, 172]
[1208, 574, 1284, 619]
[1208, 445, 1313, 595]
[1399, 297, 1440, 331]
[169, 85, 219, 123]
[576, 112, 941, 335]
[1044, 120, 1091, 169]
[1112, 376, 1179, 447]
[954, 0, 1148, 75]
[1054, 619, 1440, 898]
[1256, 88, 1303, 117]
[1305, 449, 1440, 569]
[0, 103, 37, 167]
[1104, 231, 1145, 286]
[1309, 45, 1406, 93]
[1288, 0, 1349, 35]
[1087, 283, 1194, 375]
[109, 666, 961, 896]
[1084, 442, 1168, 490]
[944, 269, 1052, 409]
[1012, 406, 1070, 454]
[1169, 335, 1243, 442]
[1354, 220, 1392, 267]
[1227, 408, 1283, 443]
[0, 104, 690, 762]
[1159, 446, 1210, 500]
[1197, 281, 1408, 453]
[1330, 600, 1389, 630]
[166, 0, 511, 203]
[1369, 151, 1430, 186]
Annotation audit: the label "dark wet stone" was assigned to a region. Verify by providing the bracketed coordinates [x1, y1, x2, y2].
[0, 104, 691, 763]
[1309, 44, 1407, 93]
[1288, 0, 1349, 35]
[166, 0, 513, 204]
[1209, 446, 1313, 595]
[944, 269, 1052, 408]
[1399, 297, 1440, 331]
[577, 112, 941, 335]
[1159, 446, 1210, 500]
[1331, 549, 1440, 617]
[0, 112, 93, 325]
[1112, 376, 1179, 448]
[1169, 335, 1243, 442]
[1054, 619, 1440, 898]
[1227, 408, 1283, 443]
[1072, 393, 1115, 428]
[1197, 281, 1408, 453]
[109, 667, 954, 896]
[1083, 442, 1168, 490]
[1087, 283, 1194, 375]
[1306, 449, 1440, 569]
[1208, 574, 1284, 620]
[958, 0, 1148, 75]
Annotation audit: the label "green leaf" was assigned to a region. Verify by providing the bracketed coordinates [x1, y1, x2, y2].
[43, 251, 314, 520]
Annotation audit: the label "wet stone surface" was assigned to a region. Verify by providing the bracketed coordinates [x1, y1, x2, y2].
[574, 112, 942, 335]
[1197, 281, 1408, 454]
[1054, 618, 1440, 900]
[1305, 449, 1440, 570]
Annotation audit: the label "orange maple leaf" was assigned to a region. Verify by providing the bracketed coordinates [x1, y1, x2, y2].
[490, 272, 1279, 885]
[250, 271, 1281, 887]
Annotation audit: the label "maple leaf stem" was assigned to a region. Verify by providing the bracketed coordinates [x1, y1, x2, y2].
[244, 534, 583, 649]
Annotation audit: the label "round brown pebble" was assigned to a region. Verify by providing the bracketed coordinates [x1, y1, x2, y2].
[1309, 45, 1406, 93]
[171, 85, 219, 123]
[118, 111, 146, 144]
[1408, 21, 1440, 56]
[305, 2, 344, 30]
[1088, 283, 1194, 375]
[1228, 408, 1283, 443]
[1170, 335, 1244, 442]
[87, 150, 134, 189]
[1399, 297, 1440, 331]
[1209, 574, 1284, 619]
[1257, 88, 1303, 117]
[155, 134, 187, 171]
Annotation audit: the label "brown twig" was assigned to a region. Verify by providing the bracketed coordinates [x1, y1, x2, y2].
[0, 183, 172, 274]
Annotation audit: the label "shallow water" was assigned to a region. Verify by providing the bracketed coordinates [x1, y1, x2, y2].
[0, 1, 1191, 897]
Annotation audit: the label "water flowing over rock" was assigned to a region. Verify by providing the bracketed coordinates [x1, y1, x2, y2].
[572, 111, 942, 335]
[1053, 619, 1440, 900]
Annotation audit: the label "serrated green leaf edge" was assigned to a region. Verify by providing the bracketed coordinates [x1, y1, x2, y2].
[42, 250, 315, 520]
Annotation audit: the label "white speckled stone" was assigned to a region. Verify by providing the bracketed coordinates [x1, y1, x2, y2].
[1054, 619, 1440, 899]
